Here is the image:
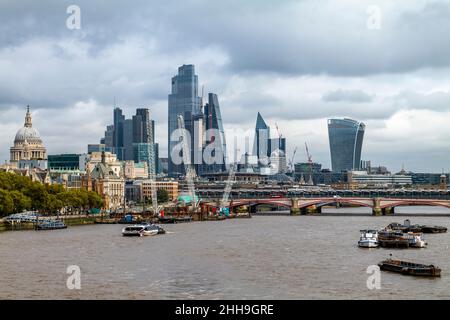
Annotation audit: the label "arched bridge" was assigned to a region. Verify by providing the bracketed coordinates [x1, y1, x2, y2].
[201, 197, 450, 215]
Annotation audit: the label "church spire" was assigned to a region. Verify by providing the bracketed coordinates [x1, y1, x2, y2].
[25, 105, 32, 128]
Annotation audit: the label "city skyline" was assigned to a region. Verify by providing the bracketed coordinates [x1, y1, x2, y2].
[2, 1, 450, 172]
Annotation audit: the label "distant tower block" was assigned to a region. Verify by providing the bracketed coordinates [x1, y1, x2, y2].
[439, 174, 447, 190]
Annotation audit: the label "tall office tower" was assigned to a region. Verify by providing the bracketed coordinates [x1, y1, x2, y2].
[269, 137, 287, 174]
[200, 93, 227, 174]
[168, 64, 202, 177]
[102, 108, 158, 174]
[133, 108, 154, 144]
[327, 118, 365, 172]
[123, 119, 134, 161]
[104, 125, 114, 152]
[252, 112, 271, 166]
[113, 108, 125, 160]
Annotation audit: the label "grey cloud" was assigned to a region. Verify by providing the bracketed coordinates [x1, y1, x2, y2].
[2, 1, 450, 77]
[322, 89, 374, 103]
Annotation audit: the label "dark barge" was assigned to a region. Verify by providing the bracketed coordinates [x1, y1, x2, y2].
[387, 220, 447, 234]
[378, 259, 441, 277]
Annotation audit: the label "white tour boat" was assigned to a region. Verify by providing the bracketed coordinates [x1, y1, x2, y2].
[122, 223, 163, 237]
[358, 229, 379, 248]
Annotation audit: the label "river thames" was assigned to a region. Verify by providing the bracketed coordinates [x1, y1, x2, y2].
[1, 208, 449, 299]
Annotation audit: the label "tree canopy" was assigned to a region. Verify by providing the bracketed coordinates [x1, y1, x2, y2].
[0, 171, 103, 217]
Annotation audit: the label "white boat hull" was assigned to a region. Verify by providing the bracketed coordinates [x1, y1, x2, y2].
[358, 240, 379, 248]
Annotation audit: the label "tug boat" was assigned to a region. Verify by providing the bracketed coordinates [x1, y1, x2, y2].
[378, 259, 441, 277]
[358, 230, 379, 248]
[122, 223, 165, 237]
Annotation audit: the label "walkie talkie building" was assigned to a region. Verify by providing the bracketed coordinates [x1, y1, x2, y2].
[327, 118, 365, 172]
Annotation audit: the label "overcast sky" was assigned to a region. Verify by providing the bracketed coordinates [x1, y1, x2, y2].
[1, 0, 450, 172]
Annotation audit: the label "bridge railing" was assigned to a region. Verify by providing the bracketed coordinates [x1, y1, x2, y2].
[196, 189, 450, 200]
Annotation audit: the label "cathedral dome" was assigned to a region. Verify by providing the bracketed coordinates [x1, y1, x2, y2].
[13, 106, 43, 145]
[14, 126, 43, 144]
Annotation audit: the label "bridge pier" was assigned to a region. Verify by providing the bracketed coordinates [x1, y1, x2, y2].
[372, 198, 382, 216]
[290, 198, 300, 215]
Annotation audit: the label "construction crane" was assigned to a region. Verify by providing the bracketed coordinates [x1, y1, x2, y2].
[305, 142, 314, 186]
[220, 146, 240, 216]
[288, 147, 297, 173]
[275, 122, 282, 138]
[177, 114, 198, 213]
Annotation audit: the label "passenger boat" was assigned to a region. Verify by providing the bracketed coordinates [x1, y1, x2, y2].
[121, 223, 165, 237]
[358, 230, 379, 248]
[35, 220, 67, 230]
[378, 259, 441, 277]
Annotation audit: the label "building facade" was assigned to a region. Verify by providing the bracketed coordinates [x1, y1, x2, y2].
[328, 118, 365, 172]
[83, 154, 125, 211]
[141, 180, 179, 201]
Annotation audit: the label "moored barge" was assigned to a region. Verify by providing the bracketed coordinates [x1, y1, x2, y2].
[378, 259, 441, 277]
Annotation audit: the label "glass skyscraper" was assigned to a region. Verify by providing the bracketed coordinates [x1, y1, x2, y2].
[327, 118, 365, 172]
[198, 93, 228, 174]
[133, 142, 157, 175]
[253, 112, 271, 165]
[168, 64, 202, 177]
[102, 107, 158, 175]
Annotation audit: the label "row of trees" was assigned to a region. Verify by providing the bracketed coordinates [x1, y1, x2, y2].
[0, 171, 103, 217]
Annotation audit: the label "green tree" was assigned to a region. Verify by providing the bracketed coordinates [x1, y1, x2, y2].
[157, 189, 170, 204]
[0, 189, 14, 216]
[87, 191, 103, 209]
[9, 190, 32, 213]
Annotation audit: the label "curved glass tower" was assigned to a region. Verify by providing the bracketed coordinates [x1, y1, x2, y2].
[327, 118, 365, 172]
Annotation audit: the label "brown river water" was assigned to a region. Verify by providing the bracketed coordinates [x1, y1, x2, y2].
[1, 207, 450, 299]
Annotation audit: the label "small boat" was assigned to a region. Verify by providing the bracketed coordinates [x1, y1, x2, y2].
[421, 225, 447, 233]
[175, 216, 193, 223]
[94, 218, 118, 224]
[158, 217, 176, 224]
[358, 229, 379, 248]
[378, 259, 441, 277]
[403, 232, 427, 248]
[35, 220, 67, 230]
[122, 223, 165, 237]
[118, 214, 143, 224]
